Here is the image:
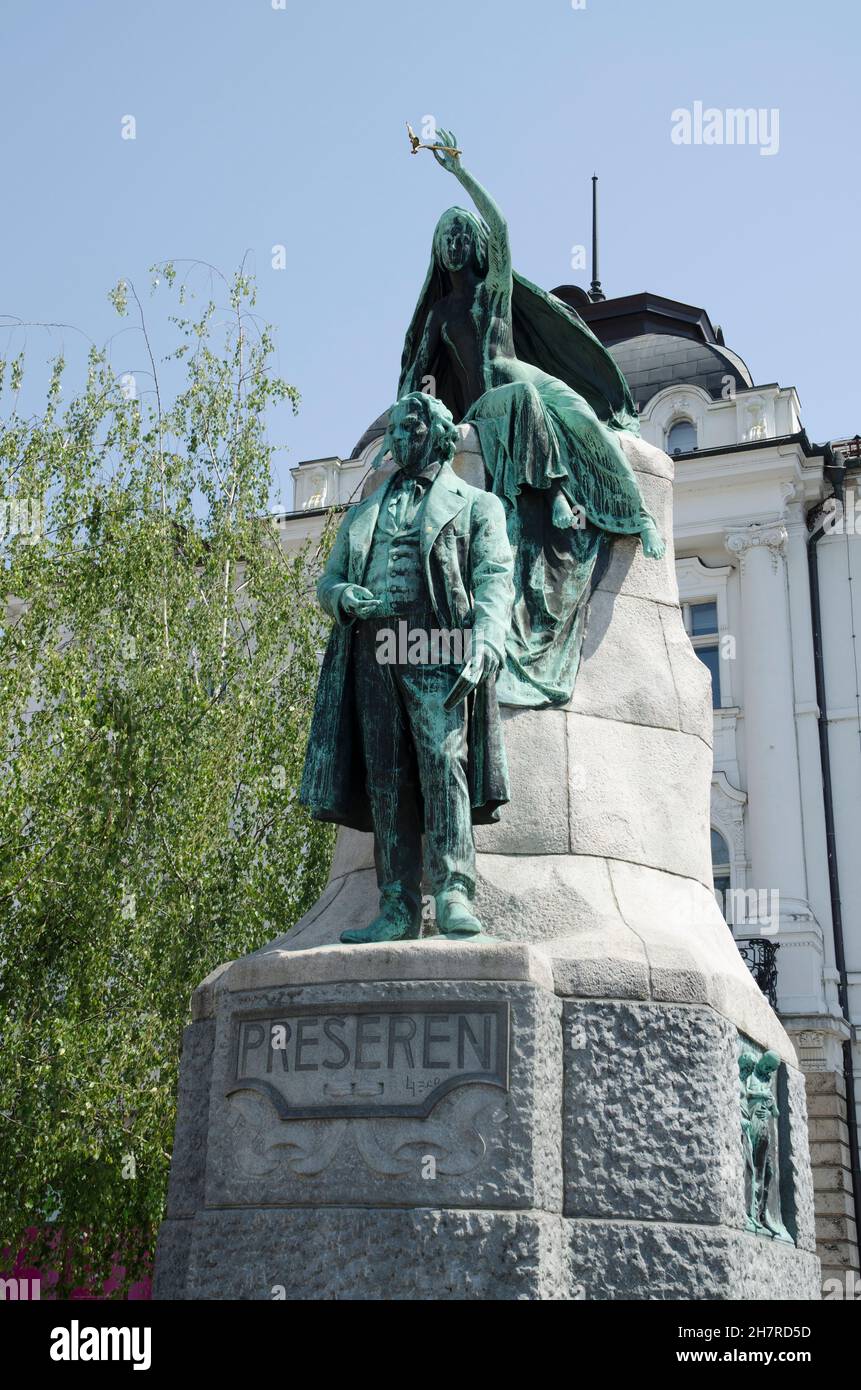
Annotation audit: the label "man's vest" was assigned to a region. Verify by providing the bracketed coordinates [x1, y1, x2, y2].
[363, 471, 435, 617]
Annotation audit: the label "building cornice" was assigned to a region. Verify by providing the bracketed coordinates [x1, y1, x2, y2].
[668, 429, 819, 465]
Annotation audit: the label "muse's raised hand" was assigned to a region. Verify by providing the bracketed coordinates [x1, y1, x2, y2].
[432, 127, 461, 176]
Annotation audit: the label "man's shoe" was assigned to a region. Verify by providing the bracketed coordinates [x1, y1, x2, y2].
[435, 889, 483, 939]
[341, 889, 421, 944]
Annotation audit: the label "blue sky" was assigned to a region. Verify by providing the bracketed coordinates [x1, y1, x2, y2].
[2, 0, 858, 506]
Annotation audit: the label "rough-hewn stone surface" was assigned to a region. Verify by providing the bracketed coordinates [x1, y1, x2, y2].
[170, 1205, 821, 1301]
[184, 1207, 570, 1300]
[152, 1020, 216, 1298]
[562, 1001, 742, 1227]
[205, 979, 563, 1214]
[164, 1020, 215, 1219]
[152, 1218, 194, 1301]
[567, 1220, 821, 1301]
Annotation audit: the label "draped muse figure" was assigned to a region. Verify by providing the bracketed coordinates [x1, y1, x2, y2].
[388, 127, 665, 708]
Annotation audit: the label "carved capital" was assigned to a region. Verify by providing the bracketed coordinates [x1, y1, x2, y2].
[725, 523, 788, 572]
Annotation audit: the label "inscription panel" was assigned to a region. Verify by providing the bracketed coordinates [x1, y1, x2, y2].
[227, 1000, 510, 1119]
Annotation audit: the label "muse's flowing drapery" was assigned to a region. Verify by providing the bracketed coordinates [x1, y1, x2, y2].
[397, 210, 650, 707]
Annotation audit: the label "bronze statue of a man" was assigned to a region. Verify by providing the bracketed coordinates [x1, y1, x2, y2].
[300, 392, 514, 943]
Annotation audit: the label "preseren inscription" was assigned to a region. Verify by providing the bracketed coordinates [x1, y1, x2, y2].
[226, 1001, 510, 1119]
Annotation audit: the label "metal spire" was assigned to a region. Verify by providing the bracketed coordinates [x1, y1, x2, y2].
[589, 174, 605, 302]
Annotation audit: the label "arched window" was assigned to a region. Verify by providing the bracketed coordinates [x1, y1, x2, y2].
[667, 418, 697, 455]
[711, 828, 731, 918]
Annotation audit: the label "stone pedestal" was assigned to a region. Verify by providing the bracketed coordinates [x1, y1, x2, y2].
[154, 435, 821, 1300]
[154, 939, 819, 1300]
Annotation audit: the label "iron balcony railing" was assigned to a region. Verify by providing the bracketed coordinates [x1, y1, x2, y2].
[735, 937, 780, 1010]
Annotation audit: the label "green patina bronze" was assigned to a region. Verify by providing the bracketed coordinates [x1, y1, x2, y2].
[300, 393, 514, 943]
[398, 128, 664, 707]
[739, 1047, 794, 1243]
[300, 127, 667, 944]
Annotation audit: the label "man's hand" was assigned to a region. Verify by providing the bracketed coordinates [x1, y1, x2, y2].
[339, 584, 382, 620]
[443, 645, 500, 710]
[477, 648, 500, 684]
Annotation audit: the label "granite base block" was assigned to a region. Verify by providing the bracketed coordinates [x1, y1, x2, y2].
[154, 944, 820, 1300]
[157, 1206, 822, 1302]
[566, 1219, 822, 1301]
[180, 1206, 569, 1301]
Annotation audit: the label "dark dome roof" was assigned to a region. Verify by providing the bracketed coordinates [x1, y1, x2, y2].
[553, 288, 755, 410]
[608, 332, 753, 410]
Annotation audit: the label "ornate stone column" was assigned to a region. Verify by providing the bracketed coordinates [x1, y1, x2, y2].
[725, 523, 820, 955]
[781, 486, 835, 953]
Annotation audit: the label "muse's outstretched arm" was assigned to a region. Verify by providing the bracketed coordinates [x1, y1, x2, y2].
[432, 128, 511, 292]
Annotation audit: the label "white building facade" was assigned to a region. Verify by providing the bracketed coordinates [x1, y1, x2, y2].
[282, 287, 861, 1288]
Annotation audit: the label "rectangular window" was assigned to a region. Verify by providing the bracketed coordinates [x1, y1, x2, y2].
[690, 600, 718, 638]
[682, 600, 721, 707]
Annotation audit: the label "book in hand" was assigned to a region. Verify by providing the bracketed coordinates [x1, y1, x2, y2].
[443, 652, 484, 710]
